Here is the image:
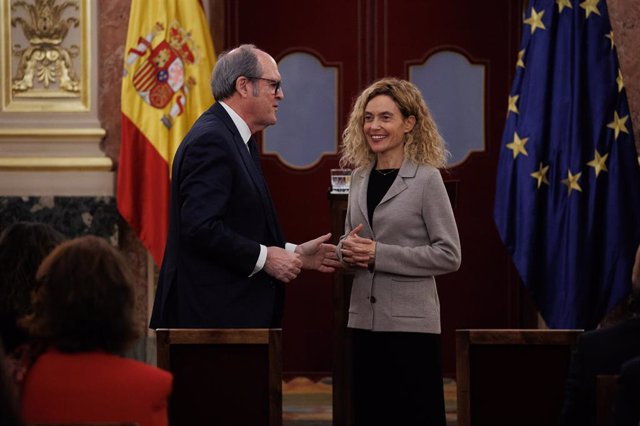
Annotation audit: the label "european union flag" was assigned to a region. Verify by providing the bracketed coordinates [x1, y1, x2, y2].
[494, 0, 640, 329]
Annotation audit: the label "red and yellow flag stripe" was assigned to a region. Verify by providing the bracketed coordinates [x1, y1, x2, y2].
[118, 0, 216, 265]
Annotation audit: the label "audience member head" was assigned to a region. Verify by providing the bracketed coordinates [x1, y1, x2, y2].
[23, 235, 139, 354]
[0, 222, 65, 351]
[341, 77, 447, 169]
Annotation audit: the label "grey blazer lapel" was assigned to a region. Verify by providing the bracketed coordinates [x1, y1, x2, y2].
[378, 159, 417, 206]
[357, 163, 374, 229]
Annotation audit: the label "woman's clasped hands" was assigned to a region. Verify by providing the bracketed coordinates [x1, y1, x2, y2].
[340, 224, 376, 269]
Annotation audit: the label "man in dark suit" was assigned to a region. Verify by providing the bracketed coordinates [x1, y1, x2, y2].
[150, 44, 339, 329]
[559, 244, 640, 425]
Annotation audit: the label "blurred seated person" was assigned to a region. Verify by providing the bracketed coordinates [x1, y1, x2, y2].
[0, 222, 65, 353]
[20, 236, 172, 426]
[610, 355, 640, 426]
[559, 244, 640, 426]
[0, 222, 64, 403]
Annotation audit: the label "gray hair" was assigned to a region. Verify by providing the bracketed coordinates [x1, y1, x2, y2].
[211, 44, 262, 101]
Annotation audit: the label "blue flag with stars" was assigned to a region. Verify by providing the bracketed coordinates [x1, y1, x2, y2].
[494, 0, 640, 329]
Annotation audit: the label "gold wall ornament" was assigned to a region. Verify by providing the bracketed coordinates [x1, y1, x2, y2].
[1, 0, 91, 111]
[11, 0, 80, 94]
[0, 0, 107, 188]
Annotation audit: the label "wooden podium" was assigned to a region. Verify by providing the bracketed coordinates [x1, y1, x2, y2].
[329, 192, 354, 426]
[156, 328, 282, 426]
[456, 329, 582, 426]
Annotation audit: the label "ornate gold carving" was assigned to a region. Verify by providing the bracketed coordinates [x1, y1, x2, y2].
[11, 0, 80, 94]
[1, 0, 91, 112]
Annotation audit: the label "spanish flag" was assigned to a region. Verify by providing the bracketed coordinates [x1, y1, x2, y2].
[118, 0, 216, 266]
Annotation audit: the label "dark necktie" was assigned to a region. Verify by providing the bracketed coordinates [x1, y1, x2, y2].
[247, 137, 262, 174]
[247, 137, 284, 245]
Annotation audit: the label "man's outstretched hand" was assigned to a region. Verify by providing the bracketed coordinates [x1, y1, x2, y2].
[296, 233, 342, 273]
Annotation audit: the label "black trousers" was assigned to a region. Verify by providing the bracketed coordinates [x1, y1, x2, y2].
[351, 329, 446, 426]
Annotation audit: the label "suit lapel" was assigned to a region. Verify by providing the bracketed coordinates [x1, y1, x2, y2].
[212, 103, 285, 245]
[247, 137, 285, 245]
[211, 103, 266, 194]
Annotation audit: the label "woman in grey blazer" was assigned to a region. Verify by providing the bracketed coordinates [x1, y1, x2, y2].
[338, 78, 461, 425]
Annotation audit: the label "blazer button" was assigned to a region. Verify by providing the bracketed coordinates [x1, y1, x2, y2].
[370, 296, 377, 303]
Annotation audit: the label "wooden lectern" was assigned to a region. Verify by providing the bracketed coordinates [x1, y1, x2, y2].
[456, 329, 582, 426]
[156, 328, 282, 426]
[329, 192, 353, 426]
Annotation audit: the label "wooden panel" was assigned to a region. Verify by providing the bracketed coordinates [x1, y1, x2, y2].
[329, 193, 353, 426]
[222, 0, 528, 381]
[156, 328, 282, 426]
[160, 328, 271, 345]
[225, 0, 364, 375]
[456, 329, 582, 426]
[377, 0, 528, 376]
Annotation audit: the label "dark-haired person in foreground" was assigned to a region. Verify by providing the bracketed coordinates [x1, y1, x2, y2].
[150, 44, 340, 329]
[20, 236, 172, 426]
[0, 222, 65, 406]
[0, 222, 65, 355]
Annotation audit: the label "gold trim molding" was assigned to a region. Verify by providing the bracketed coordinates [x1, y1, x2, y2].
[0, 156, 112, 171]
[0, 127, 106, 140]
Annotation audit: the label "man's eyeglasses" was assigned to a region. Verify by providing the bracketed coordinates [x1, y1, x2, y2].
[247, 76, 282, 95]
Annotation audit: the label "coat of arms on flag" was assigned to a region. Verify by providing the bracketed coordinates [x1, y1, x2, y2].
[118, 0, 215, 266]
[124, 21, 199, 129]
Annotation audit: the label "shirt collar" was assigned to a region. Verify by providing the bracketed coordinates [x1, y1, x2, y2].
[219, 101, 252, 144]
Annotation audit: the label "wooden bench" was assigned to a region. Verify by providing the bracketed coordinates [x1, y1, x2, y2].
[156, 328, 282, 426]
[456, 329, 582, 426]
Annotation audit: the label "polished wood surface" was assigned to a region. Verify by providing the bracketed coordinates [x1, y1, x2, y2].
[328, 192, 353, 425]
[456, 329, 582, 426]
[156, 328, 282, 426]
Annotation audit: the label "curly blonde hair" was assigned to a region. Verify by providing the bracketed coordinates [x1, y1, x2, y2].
[340, 78, 448, 169]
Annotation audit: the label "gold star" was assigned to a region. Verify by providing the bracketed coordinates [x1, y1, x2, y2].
[605, 31, 614, 49]
[506, 132, 529, 159]
[607, 111, 629, 140]
[557, 0, 573, 13]
[524, 8, 547, 34]
[508, 95, 520, 115]
[561, 170, 583, 196]
[517, 49, 526, 68]
[580, 0, 601, 18]
[587, 150, 609, 177]
[531, 163, 550, 188]
[617, 69, 624, 93]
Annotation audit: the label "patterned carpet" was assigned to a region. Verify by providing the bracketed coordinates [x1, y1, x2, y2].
[283, 377, 457, 425]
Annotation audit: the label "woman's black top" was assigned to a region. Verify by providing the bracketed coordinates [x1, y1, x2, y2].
[367, 168, 399, 228]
